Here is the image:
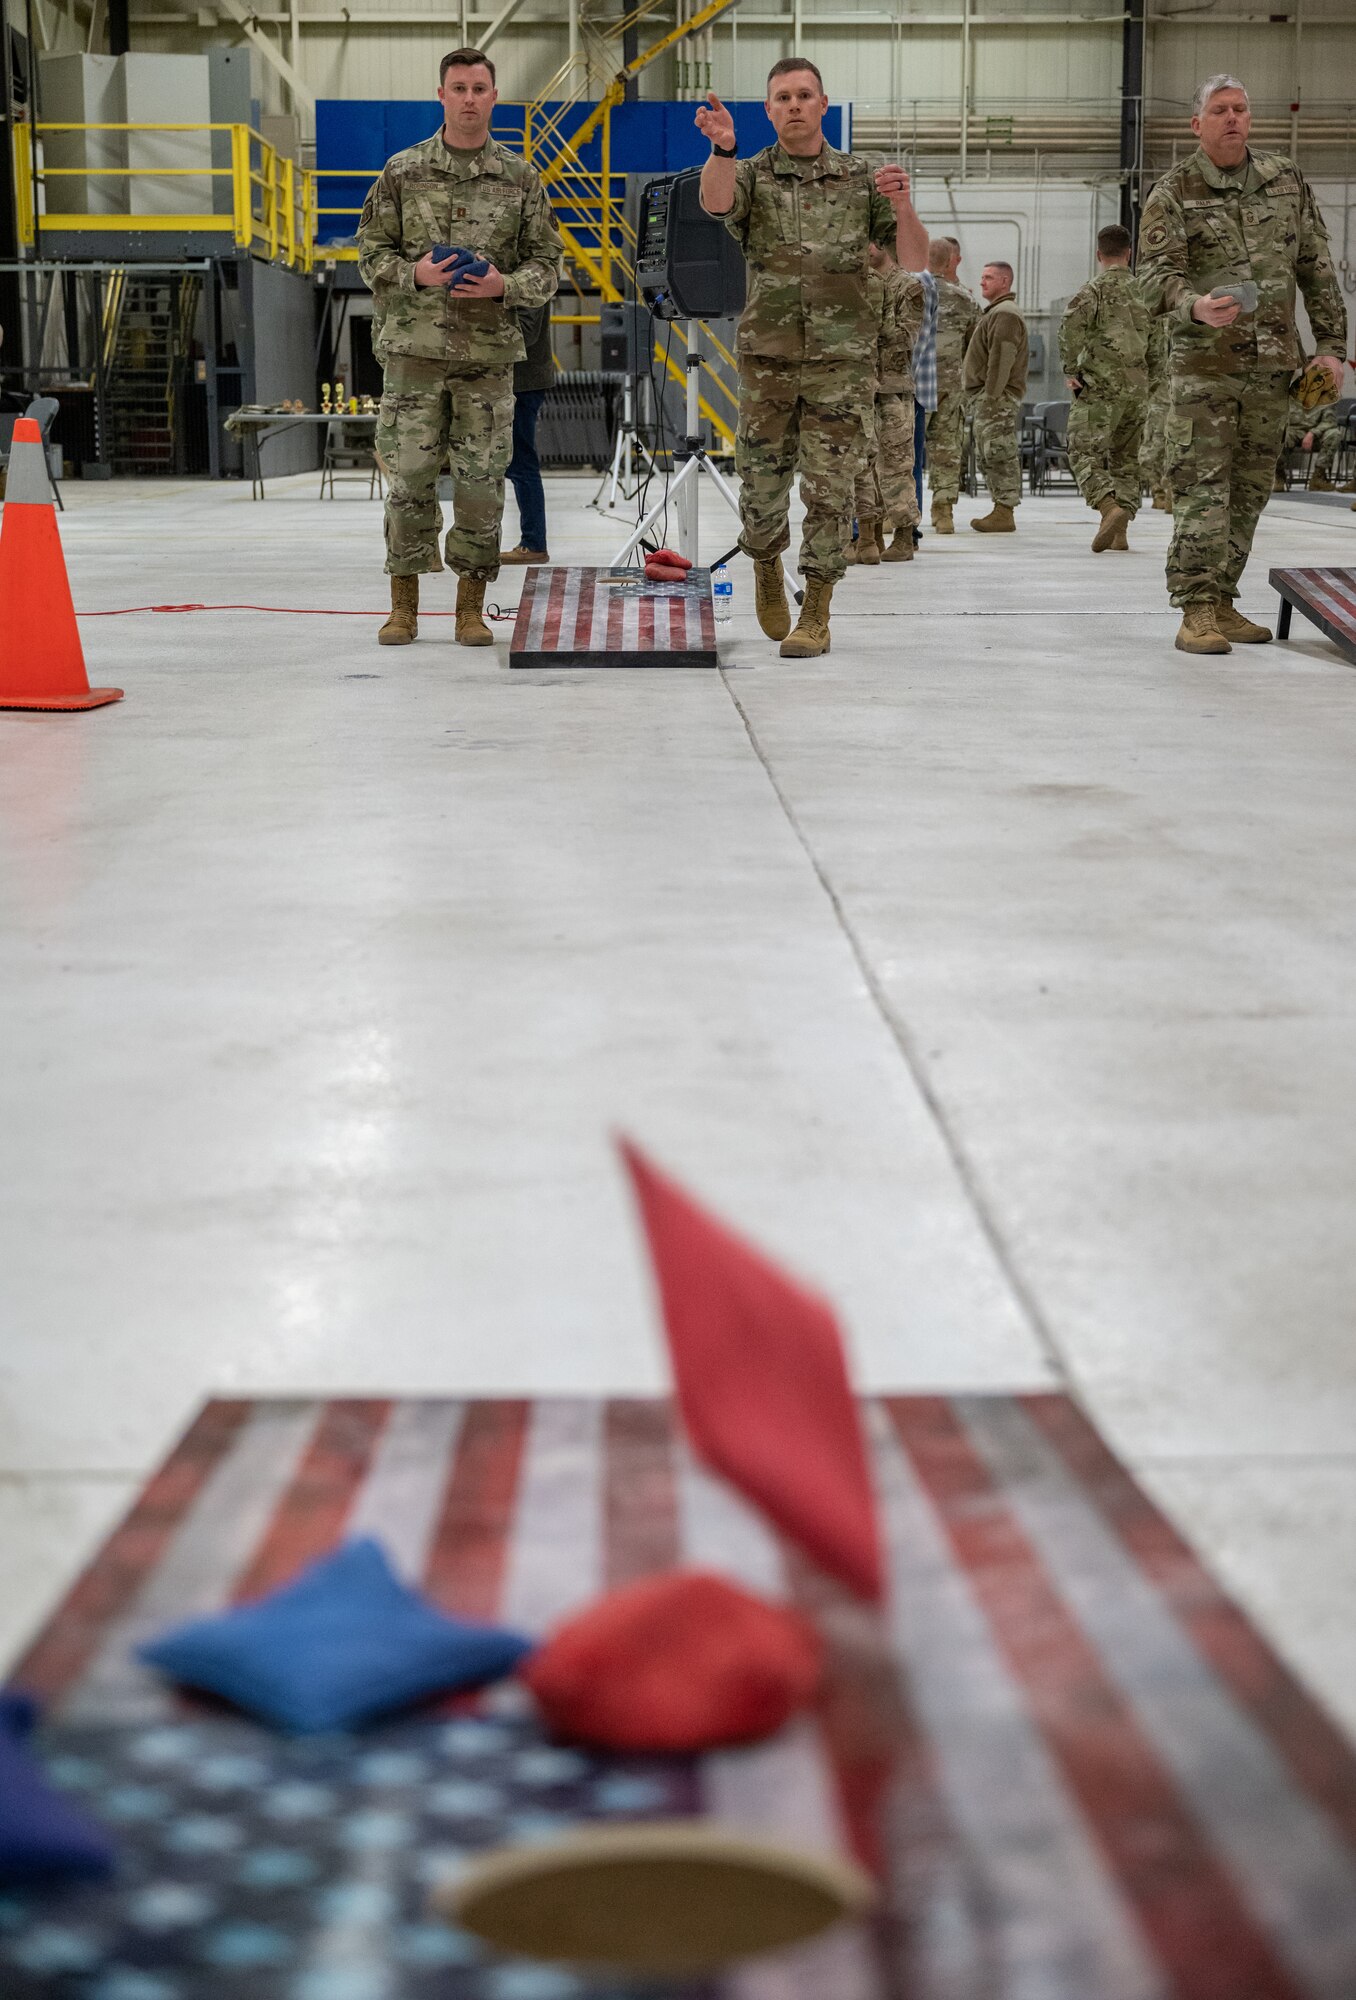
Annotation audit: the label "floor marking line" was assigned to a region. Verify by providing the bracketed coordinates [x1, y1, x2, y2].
[717, 665, 1070, 1387]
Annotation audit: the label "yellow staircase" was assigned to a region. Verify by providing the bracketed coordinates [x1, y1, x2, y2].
[520, 0, 747, 448]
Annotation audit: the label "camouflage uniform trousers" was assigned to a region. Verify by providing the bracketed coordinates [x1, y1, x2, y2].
[376, 354, 513, 580]
[1139, 381, 1170, 496]
[1067, 390, 1144, 516]
[735, 358, 871, 584]
[1164, 368, 1290, 608]
[854, 391, 919, 533]
[925, 389, 968, 504]
[967, 391, 1022, 508]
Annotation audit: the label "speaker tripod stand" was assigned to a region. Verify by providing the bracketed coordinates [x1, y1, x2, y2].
[611, 323, 800, 602]
[591, 375, 657, 517]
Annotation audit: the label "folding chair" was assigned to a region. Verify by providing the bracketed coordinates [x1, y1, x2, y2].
[319, 418, 382, 499]
[22, 395, 64, 510]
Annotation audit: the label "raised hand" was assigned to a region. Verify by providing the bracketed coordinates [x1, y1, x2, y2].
[874, 163, 912, 205]
[695, 92, 736, 152]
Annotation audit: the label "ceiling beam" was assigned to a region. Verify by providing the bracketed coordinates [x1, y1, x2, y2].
[214, 0, 317, 108]
[478, 0, 532, 50]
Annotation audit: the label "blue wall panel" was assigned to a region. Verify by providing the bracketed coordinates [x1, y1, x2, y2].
[313, 99, 845, 243]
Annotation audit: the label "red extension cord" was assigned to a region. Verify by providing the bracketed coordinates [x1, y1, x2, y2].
[80, 602, 519, 620]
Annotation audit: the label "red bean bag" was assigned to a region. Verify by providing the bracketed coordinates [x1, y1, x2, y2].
[519, 1570, 824, 1754]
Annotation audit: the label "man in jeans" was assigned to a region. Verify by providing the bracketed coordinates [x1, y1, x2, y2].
[501, 301, 553, 563]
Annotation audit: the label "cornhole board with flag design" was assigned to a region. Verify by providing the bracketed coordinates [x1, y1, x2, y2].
[509, 566, 718, 669]
[1270, 566, 1356, 662]
[8, 1395, 1356, 1999]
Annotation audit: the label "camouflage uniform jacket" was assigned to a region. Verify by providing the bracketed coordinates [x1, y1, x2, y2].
[720, 143, 898, 366]
[932, 276, 981, 399]
[1058, 266, 1151, 397]
[1136, 147, 1345, 380]
[357, 131, 562, 369]
[962, 293, 1028, 400]
[1145, 313, 1170, 384]
[870, 268, 926, 395]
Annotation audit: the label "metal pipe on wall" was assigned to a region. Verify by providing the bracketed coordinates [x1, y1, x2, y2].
[959, 0, 970, 180]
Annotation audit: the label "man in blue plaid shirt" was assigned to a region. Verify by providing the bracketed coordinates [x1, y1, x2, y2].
[909, 265, 940, 545]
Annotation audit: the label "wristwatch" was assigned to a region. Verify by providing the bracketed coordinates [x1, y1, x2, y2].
[711, 140, 737, 158]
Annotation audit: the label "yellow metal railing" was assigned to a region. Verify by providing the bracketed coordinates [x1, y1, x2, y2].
[13, 121, 314, 272]
[11, 108, 738, 446]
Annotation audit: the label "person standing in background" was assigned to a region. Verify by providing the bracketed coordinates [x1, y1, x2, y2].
[500, 301, 554, 563]
[847, 241, 926, 564]
[696, 62, 928, 658]
[1137, 73, 1346, 654]
[963, 261, 1029, 533]
[1060, 223, 1151, 552]
[906, 255, 939, 550]
[1139, 317, 1172, 511]
[926, 236, 981, 535]
[357, 47, 562, 648]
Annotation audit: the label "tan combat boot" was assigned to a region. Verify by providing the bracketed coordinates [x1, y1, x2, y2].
[779, 578, 834, 658]
[932, 499, 955, 534]
[855, 518, 882, 565]
[1152, 489, 1171, 511]
[1092, 497, 1129, 552]
[378, 573, 418, 646]
[1110, 511, 1131, 551]
[1309, 470, 1335, 493]
[753, 559, 792, 641]
[1213, 600, 1272, 644]
[1174, 603, 1231, 655]
[971, 502, 1016, 533]
[455, 575, 494, 647]
[881, 528, 915, 561]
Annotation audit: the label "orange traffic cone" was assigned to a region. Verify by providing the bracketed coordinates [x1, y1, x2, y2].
[0, 419, 122, 711]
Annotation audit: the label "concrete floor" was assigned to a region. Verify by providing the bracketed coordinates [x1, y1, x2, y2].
[4, 468, 1356, 1737]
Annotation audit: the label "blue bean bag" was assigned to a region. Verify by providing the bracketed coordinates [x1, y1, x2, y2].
[138, 1538, 532, 1734]
[0, 1693, 116, 1884]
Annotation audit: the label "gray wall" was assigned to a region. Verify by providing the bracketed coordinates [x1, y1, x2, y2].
[238, 258, 320, 474]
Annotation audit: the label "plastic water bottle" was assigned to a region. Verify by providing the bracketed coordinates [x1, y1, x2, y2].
[712, 564, 733, 623]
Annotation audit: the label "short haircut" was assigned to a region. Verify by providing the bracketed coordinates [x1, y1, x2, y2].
[766, 57, 824, 93]
[1193, 72, 1247, 116]
[1097, 223, 1132, 257]
[441, 47, 495, 85]
[984, 260, 1014, 284]
[927, 238, 952, 273]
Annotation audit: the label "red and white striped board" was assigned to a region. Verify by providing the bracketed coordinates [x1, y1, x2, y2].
[510, 566, 718, 669]
[1270, 565, 1356, 663]
[13, 1394, 1356, 2000]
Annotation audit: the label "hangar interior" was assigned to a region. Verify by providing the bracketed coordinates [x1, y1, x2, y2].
[3, 0, 1356, 1988]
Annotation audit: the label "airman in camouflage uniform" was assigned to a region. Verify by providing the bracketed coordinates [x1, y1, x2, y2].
[1139, 317, 1172, 508]
[1279, 391, 1349, 489]
[357, 48, 561, 645]
[962, 264, 1029, 531]
[697, 63, 927, 656]
[925, 238, 981, 532]
[1059, 225, 1151, 550]
[849, 250, 926, 563]
[1137, 73, 1347, 653]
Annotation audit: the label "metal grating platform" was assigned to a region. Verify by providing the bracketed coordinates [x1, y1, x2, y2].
[509, 565, 718, 669]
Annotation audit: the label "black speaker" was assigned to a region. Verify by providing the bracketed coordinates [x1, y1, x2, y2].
[635, 169, 746, 322]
